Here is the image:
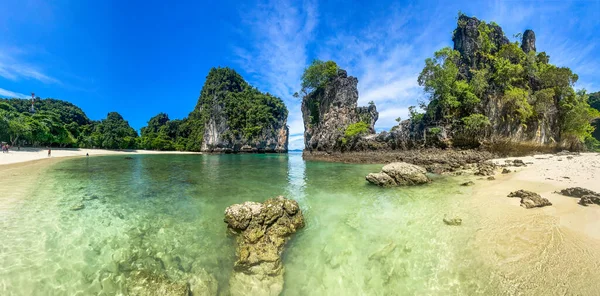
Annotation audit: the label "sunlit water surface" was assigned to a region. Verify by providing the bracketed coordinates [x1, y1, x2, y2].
[1, 153, 599, 295]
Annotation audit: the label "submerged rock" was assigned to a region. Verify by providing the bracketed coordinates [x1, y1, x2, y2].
[443, 216, 462, 226]
[127, 271, 190, 296]
[487, 176, 496, 181]
[507, 190, 552, 209]
[224, 196, 304, 296]
[366, 162, 430, 187]
[70, 203, 85, 211]
[461, 181, 475, 186]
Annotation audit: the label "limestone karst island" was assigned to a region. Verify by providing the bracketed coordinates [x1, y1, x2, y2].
[2, 2, 600, 295]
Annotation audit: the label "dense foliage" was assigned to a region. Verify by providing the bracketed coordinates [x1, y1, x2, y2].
[0, 98, 137, 149]
[416, 14, 599, 147]
[341, 121, 369, 145]
[586, 92, 600, 151]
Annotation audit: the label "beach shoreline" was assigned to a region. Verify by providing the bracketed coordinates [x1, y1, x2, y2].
[0, 147, 201, 167]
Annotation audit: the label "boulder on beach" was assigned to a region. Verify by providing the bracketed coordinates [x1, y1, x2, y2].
[512, 159, 526, 167]
[559, 187, 600, 206]
[502, 168, 511, 174]
[224, 196, 304, 296]
[365, 162, 430, 187]
[507, 190, 552, 208]
[475, 161, 496, 176]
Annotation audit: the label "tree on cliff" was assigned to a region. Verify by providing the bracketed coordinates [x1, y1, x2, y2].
[298, 60, 339, 95]
[416, 13, 599, 148]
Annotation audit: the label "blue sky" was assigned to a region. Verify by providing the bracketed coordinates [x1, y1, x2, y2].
[1, 0, 599, 150]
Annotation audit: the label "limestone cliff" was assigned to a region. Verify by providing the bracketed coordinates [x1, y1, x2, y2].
[301, 69, 378, 152]
[189, 67, 289, 153]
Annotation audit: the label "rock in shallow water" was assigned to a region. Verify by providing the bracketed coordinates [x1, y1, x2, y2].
[443, 216, 462, 226]
[507, 190, 552, 209]
[70, 203, 85, 211]
[461, 181, 475, 186]
[224, 196, 304, 296]
[366, 162, 430, 187]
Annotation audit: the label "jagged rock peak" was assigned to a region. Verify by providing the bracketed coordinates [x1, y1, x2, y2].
[452, 14, 509, 67]
[521, 29, 536, 53]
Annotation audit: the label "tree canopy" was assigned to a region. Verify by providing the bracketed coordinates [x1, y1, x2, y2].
[299, 60, 339, 95]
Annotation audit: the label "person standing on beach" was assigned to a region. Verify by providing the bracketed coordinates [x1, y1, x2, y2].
[48, 148, 51, 157]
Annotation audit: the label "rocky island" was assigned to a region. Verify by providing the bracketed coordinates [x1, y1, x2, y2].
[301, 14, 599, 165]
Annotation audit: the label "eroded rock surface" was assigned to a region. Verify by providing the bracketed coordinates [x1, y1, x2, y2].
[224, 196, 304, 296]
[366, 162, 430, 187]
[508, 190, 552, 208]
[302, 69, 378, 152]
[475, 161, 497, 176]
[559, 187, 600, 206]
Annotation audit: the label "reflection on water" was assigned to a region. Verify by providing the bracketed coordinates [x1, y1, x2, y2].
[1, 153, 599, 295]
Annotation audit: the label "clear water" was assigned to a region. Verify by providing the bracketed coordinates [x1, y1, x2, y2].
[1, 153, 599, 295]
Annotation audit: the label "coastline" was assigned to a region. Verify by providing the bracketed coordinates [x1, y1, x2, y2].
[0, 147, 201, 167]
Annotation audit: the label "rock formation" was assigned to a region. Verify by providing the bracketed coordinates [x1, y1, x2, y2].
[301, 69, 378, 152]
[559, 187, 600, 206]
[507, 190, 552, 208]
[521, 29, 536, 53]
[189, 67, 289, 153]
[224, 196, 304, 296]
[366, 162, 430, 187]
[453, 14, 509, 73]
[475, 161, 497, 176]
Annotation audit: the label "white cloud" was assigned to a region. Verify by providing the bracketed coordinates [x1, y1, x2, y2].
[233, 0, 317, 150]
[0, 87, 28, 99]
[319, 5, 442, 131]
[0, 49, 60, 84]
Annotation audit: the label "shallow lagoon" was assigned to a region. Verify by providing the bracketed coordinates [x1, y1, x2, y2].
[1, 153, 598, 295]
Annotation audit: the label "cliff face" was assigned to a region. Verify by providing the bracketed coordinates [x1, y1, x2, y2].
[301, 69, 378, 152]
[190, 67, 289, 153]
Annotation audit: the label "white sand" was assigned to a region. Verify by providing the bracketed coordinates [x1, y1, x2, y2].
[0, 147, 199, 166]
[484, 153, 600, 239]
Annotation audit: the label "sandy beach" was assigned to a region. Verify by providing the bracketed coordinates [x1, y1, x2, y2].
[0, 147, 200, 166]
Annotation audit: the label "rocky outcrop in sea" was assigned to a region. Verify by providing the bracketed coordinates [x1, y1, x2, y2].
[301, 69, 378, 152]
[190, 67, 289, 153]
[224, 196, 304, 296]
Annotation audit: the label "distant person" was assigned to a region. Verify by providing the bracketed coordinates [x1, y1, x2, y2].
[1, 145, 5, 153]
[48, 148, 51, 157]
[86, 153, 89, 157]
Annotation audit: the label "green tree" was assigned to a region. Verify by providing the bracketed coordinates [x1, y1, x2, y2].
[300, 60, 339, 94]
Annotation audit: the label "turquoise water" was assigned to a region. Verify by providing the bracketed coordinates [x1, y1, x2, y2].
[0, 153, 539, 295]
